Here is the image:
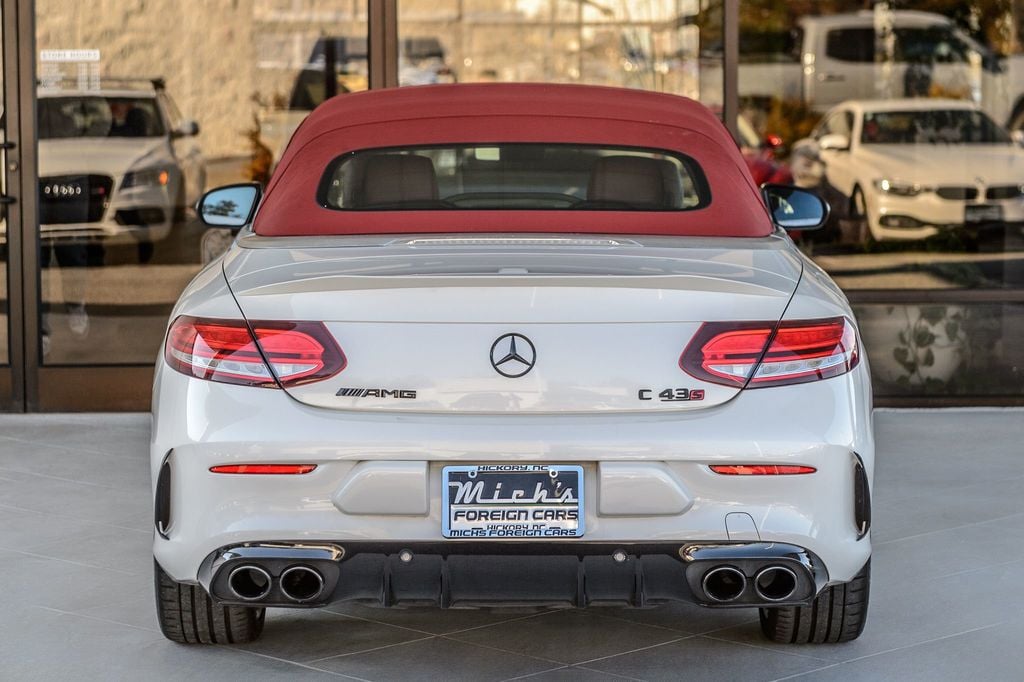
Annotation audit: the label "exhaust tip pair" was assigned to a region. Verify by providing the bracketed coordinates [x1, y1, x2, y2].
[227, 564, 325, 603]
[702, 565, 798, 603]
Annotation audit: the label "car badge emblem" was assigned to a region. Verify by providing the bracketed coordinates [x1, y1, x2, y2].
[490, 333, 537, 378]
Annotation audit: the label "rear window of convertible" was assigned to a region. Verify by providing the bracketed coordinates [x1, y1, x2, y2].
[317, 144, 711, 211]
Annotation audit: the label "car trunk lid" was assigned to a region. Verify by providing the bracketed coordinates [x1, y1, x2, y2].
[223, 234, 802, 413]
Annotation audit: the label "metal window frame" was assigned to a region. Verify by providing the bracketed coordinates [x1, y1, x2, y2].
[1, 0, 27, 411]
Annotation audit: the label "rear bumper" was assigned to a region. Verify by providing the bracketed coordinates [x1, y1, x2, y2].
[151, 362, 875, 591]
[197, 540, 831, 609]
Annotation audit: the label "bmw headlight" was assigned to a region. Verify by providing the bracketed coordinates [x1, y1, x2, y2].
[873, 179, 930, 197]
[122, 167, 171, 189]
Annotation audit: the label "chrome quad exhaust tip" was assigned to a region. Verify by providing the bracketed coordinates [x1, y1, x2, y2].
[701, 566, 747, 603]
[753, 565, 798, 602]
[227, 565, 273, 601]
[200, 543, 344, 607]
[279, 565, 325, 603]
[680, 542, 826, 607]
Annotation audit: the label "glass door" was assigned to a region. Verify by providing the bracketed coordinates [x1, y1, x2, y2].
[28, 0, 369, 410]
[0, 0, 26, 411]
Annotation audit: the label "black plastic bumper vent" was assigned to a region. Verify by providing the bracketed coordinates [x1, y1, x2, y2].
[853, 454, 871, 539]
[155, 456, 172, 537]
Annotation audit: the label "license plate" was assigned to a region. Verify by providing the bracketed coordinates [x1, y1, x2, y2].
[442, 464, 584, 539]
[965, 204, 1002, 223]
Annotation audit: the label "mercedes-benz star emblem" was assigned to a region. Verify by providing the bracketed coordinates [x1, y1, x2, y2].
[490, 333, 537, 378]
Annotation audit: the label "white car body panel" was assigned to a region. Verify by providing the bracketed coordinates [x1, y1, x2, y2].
[152, 230, 874, 594]
[222, 235, 803, 413]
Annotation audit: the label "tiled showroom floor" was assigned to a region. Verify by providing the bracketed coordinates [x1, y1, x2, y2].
[2, 409, 1023, 681]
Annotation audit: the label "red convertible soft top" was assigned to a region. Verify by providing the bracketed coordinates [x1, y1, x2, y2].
[254, 83, 773, 238]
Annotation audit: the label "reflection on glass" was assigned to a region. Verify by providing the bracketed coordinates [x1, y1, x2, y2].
[35, 0, 366, 364]
[200, 185, 259, 226]
[854, 303, 1024, 396]
[398, 0, 719, 104]
[0, 7, 6, 365]
[740, 1, 1024, 400]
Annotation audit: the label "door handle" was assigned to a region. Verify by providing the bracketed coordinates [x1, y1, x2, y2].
[818, 73, 845, 83]
[0, 141, 15, 150]
[0, 196, 16, 204]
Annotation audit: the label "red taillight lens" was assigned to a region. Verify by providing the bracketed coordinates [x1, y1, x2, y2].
[164, 316, 345, 387]
[680, 317, 858, 388]
[210, 464, 317, 475]
[710, 465, 817, 475]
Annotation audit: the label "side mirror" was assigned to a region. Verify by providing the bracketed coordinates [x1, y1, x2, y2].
[762, 184, 829, 230]
[198, 183, 261, 228]
[817, 133, 849, 151]
[172, 119, 200, 138]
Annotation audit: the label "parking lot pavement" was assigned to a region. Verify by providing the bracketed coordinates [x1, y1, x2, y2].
[2, 409, 1023, 681]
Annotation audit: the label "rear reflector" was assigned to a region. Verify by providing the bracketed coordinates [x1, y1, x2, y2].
[209, 464, 317, 475]
[165, 316, 345, 387]
[710, 465, 817, 475]
[680, 317, 858, 388]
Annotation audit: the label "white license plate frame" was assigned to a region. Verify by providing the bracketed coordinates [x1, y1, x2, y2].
[442, 464, 584, 539]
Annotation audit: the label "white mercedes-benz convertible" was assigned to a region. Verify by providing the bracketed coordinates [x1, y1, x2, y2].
[152, 83, 873, 646]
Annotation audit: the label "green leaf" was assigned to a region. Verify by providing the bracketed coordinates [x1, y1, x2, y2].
[893, 347, 917, 373]
[913, 329, 937, 347]
[944, 321, 959, 341]
[923, 348, 935, 367]
[919, 306, 946, 326]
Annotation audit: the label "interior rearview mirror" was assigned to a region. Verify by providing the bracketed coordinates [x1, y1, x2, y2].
[198, 183, 261, 228]
[762, 184, 829, 231]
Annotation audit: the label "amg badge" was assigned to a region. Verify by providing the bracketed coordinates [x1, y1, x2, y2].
[335, 388, 417, 399]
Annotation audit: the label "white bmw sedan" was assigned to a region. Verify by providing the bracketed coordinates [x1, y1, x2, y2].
[152, 84, 873, 646]
[793, 98, 1024, 242]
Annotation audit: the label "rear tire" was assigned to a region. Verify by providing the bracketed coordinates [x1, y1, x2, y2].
[850, 186, 876, 249]
[154, 559, 265, 644]
[759, 559, 870, 644]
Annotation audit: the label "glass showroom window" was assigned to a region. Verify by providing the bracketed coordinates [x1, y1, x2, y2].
[397, 0, 724, 109]
[735, 0, 1024, 401]
[33, 0, 367, 366]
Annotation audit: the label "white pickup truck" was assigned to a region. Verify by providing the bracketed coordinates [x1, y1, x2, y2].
[702, 10, 1020, 126]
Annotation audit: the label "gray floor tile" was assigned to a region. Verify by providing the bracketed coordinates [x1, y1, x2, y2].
[0, 414, 151, 456]
[239, 608, 432, 663]
[0, 548, 142, 612]
[313, 635, 556, 681]
[450, 609, 685, 666]
[0, 471, 151, 530]
[27, 523, 153, 576]
[0, 440, 150, 490]
[515, 665, 637, 681]
[0, 605, 341, 681]
[0, 505, 137, 551]
[325, 602, 562, 635]
[583, 635, 826, 682]
[787, 618, 1024, 682]
[711, 557, 1024, 663]
[588, 602, 757, 636]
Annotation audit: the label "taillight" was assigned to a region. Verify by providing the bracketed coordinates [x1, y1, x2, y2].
[164, 316, 345, 387]
[680, 317, 858, 388]
[710, 465, 817, 475]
